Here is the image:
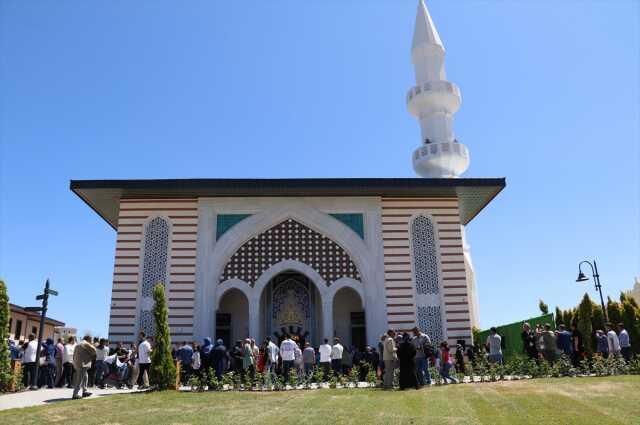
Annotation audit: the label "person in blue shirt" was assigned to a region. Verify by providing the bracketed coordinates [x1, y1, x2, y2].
[9, 339, 21, 361]
[595, 330, 609, 357]
[556, 324, 573, 356]
[176, 341, 194, 385]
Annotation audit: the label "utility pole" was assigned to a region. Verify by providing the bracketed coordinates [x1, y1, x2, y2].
[24, 279, 58, 390]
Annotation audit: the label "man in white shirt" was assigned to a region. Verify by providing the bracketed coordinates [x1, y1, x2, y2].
[606, 323, 621, 358]
[95, 338, 110, 388]
[137, 334, 153, 389]
[331, 337, 344, 375]
[318, 338, 332, 380]
[263, 337, 279, 385]
[279, 335, 297, 383]
[61, 336, 77, 388]
[22, 334, 39, 389]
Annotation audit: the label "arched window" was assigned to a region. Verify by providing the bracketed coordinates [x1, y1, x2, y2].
[139, 217, 170, 336]
[411, 215, 444, 343]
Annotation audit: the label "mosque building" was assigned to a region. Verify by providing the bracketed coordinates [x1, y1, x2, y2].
[72, 1, 505, 348]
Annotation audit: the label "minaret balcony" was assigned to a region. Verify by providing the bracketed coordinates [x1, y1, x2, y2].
[412, 141, 470, 178]
[406, 81, 461, 117]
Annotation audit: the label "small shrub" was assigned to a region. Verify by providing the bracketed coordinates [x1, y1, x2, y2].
[366, 368, 378, 387]
[313, 367, 325, 384]
[628, 355, 640, 375]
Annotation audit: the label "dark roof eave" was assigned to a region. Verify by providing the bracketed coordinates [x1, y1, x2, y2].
[70, 177, 506, 228]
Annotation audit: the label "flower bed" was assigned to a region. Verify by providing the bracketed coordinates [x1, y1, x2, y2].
[181, 354, 640, 392]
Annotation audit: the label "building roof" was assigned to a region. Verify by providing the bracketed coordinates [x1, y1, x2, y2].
[70, 177, 505, 229]
[10, 303, 66, 327]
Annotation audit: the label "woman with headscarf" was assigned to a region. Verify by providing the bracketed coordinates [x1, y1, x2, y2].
[397, 333, 419, 390]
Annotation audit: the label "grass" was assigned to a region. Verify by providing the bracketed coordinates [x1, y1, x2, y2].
[2, 376, 640, 425]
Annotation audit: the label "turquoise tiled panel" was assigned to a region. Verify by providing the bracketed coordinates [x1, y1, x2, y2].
[216, 214, 251, 239]
[329, 213, 364, 239]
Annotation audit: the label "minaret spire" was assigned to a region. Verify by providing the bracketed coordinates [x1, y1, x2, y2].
[408, 0, 469, 178]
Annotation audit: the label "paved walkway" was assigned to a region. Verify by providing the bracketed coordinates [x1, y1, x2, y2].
[0, 387, 146, 411]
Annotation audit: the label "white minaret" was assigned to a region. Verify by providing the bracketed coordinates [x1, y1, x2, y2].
[408, 1, 469, 178]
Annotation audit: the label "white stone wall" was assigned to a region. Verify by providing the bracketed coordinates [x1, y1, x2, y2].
[193, 197, 388, 347]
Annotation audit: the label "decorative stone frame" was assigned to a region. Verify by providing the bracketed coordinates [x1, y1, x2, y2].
[408, 213, 447, 343]
[195, 199, 386, 344]
[134, 214, 172, 337]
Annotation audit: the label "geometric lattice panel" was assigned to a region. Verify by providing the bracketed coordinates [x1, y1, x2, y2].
[220, 218, 360, 286]
[411, 215, 440, 295]
[140, 216, 169, 336]
[417, 305, 444, 344]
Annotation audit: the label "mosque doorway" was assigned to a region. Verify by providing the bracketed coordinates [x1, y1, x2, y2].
[260, 271, 322, 346]
[216, 288, 249, 347]
[332, 287, 366, 350]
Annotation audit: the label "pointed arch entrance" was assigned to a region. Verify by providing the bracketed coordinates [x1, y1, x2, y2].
[259, 271, 323, 346]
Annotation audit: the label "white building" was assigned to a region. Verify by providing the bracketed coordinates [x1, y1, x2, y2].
[72, 1, 504, 349]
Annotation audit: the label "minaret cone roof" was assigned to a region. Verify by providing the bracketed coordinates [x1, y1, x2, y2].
[412, 0, 444, 50]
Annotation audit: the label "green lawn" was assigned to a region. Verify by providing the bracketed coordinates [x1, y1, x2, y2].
[2, 376, 640, 425]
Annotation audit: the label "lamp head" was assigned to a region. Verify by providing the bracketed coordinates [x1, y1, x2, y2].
[576, 271, 589, 283]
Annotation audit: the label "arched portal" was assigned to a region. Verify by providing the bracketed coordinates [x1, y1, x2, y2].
[216, 288, 249, 347]
[332, 287, 365, 350]
[259, 271, 323, 346]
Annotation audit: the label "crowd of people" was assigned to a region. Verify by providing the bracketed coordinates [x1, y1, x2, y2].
[171, 326, 466, 391]
[8, 332, 154, 399]
[8, 320, 632, 396]
[516, 321, 633, 365]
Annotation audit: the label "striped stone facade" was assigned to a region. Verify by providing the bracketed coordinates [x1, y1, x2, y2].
[109, 198, 198, 343]
[105, 194, 479, 346]
[382, 196, 473, 344]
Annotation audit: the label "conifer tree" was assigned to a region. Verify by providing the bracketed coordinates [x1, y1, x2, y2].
[606, 297, 622, 325]
[0, 280, 11, 392]
[563, 309, 574, 327]
[590, 302, 605, 348]
[538, 299, 549, 315]
[621, 300, 640, 354]
[577, 294, 593, 354]
[555, 307, 563, 328]
[149, 283, 176, 390]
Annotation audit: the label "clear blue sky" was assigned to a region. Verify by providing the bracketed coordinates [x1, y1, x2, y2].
[1, 0, 638, 337]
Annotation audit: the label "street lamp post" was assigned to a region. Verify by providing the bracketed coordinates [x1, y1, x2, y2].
[24, 279, 58, 390]
[576, 260, 608, 325]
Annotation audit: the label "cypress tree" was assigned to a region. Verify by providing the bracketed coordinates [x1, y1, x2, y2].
[0, 280, 11, 392]
[555, 307, 563, 328]
[577, 294, 593, 355]
[621, 300, 640, 354]
[588, 302, 602, 351]
[563, 309, 575, 327]
[538, 299, 549, 315]
[149, 283, 176, 390]
[606, 297, 622, 325]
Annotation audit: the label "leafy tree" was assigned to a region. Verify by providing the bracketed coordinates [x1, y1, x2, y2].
[606, 297, 622, 325]
[555, 307, 563, 328]
[0, 280, 11, 392]
[149, 283, 176, 390]
[577, 294, 593, 355]
[538, 299, 549, 315]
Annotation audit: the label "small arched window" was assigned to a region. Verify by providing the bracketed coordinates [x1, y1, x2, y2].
[139, 216, 170, 335]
